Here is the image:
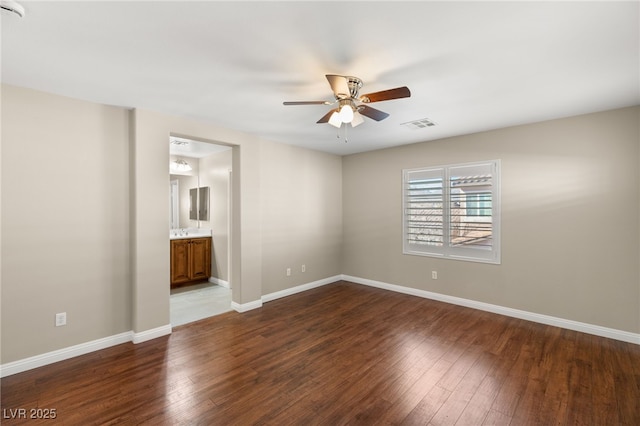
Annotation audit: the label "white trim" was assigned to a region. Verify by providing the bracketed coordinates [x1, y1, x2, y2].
[132, 324, 172, 344]
[209, 276, 230, 289]
[342, 275, 640, 345]
[4, 274, 636, 379]
[232, 275, 341, 311]
[262, 275, 341, 303]
[231, 299, 262, 313]
[1, 324, 173, 378]
[0, 331, 133, 378]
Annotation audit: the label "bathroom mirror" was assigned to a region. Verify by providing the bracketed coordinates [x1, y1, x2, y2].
[170, 136, 231, 229]
[170, 174, 198, 228]
[198, 186, 209, 221]
[189, 186, 209, 221]
[189, 188, 197, 220]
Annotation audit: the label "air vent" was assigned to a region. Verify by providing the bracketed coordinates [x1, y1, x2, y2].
[401, 118, 436, 129]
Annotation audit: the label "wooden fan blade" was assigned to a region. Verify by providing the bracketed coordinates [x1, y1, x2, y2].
[326, 74, 350, 98]
[283, 101, 331, 105]
[358, 105, 390, 121]
[317, 109, 338, 123]
[360, 86, 411, 103]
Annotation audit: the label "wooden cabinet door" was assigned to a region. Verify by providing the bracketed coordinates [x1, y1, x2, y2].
[170, 237, 211, 287]
[171, 239, 190, 284]
[189, 238, 211, 281]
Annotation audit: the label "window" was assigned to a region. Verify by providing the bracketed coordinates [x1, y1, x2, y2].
[465, 193, 492, 217]
[403, 160, 500, 264]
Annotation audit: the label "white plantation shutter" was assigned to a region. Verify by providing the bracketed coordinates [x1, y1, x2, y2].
[403, 160, 500, 264]
[403, 168, 445, 254]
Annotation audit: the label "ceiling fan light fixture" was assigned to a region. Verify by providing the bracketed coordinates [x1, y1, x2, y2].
[350, 111, 364, 127]
[339, 104, 354, 123]
[328, 111, 342, 128]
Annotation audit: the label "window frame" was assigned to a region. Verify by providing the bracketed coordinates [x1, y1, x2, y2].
[402, 160, 501, 264]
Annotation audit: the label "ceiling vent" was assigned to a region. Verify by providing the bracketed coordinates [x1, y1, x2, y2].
[170, 138, 189, 146]
[401, 118, 436, 129]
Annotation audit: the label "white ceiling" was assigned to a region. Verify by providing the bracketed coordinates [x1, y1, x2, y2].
[2, 1, 638, 156]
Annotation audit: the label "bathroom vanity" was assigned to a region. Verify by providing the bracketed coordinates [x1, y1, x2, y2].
[170, 232, 212, 287]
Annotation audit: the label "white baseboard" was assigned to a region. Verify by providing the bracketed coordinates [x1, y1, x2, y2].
[209, 277, 230, 289]
[1, 324, 172, 378]
[1, 331, 132, 378]
[232, 299, 263, 313]
[231, 275, 341, 312]
[342, 274, 640, 345]
[262, 275, 341, 303]
[5, 274, 636, 379]
[132, 324, 172, 344]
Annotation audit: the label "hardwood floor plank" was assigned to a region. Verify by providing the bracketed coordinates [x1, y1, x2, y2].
[1, 281, 639, 425]
[535, 329, 577, 425]
[482, 408, 512, 425]
[378, 357, 454, 424]
[448, 352, 498, 425]
[400, 384, 451, 425]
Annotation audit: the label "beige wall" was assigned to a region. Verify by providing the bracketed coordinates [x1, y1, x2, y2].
[1, 85, 131, 361]
[199, 149, 232, 282]
[130, 108, 266, 331]
[2, 84, 637, 366]
[1, 85, 345, 364]
[260, 140, 343, 294]
[342, 106, 640, 333]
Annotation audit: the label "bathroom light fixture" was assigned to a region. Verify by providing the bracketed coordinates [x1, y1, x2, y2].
[0, 0, 25, 17]
[170, 159, 192, 172]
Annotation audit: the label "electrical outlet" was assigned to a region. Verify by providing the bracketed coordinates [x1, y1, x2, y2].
[286, 268, 291, 276]
[431, 271, 438, 280]
[301, 264, 306, 273]
[55, 312, 67, 327]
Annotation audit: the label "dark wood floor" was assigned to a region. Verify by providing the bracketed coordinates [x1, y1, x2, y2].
[2, 281, 639, 425]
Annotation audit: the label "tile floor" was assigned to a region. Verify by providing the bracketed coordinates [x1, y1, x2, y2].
[170, 282, 232, 327]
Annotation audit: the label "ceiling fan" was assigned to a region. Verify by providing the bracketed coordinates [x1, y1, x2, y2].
[283, 74, 411, 128]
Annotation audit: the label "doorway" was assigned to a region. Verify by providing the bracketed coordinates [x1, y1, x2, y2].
[169, 136, 233, 326]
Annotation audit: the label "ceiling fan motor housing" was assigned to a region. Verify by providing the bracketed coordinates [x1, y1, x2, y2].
[344, 76, 363, 100]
